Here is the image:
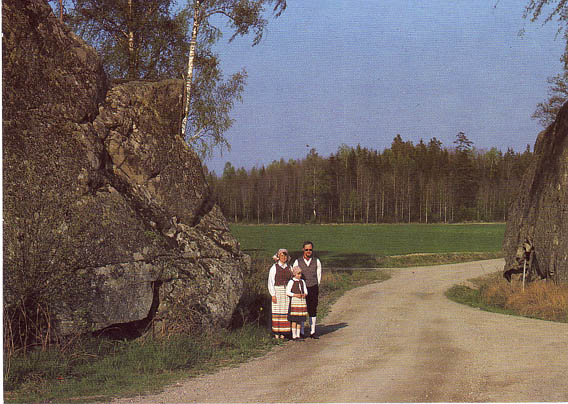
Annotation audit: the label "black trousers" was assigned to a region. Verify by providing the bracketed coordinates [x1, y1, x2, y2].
[306, 284, 319, 317]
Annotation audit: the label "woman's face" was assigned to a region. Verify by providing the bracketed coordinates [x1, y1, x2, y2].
[278, 252, 287, 263]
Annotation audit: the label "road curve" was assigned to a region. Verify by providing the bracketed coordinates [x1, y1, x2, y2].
[114, 259, 568, 403]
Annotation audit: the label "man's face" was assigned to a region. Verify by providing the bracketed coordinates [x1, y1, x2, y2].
[303, 244, 313, 259]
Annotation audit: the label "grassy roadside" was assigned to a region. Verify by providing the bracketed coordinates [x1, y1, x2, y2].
[446, 272, 568, 323]
[4, 325, 276, 404]
[4, 222, 508, 403]
[4, 257, 390, 404]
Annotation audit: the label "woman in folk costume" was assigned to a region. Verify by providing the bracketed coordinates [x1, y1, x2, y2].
[286, 266, 308, 341]
[267, 248, 293, 339]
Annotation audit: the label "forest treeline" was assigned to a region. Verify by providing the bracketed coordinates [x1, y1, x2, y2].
[205, 133, 534, 224]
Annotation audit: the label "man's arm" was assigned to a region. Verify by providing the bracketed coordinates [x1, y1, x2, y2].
[317, 259, 322, 284]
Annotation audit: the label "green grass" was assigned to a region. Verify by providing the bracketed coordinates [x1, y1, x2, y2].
[5, 260, 391, 404]
[5, 326, 278, 403]
[6, 223, 505, 403]
[230, 223, 505, 267]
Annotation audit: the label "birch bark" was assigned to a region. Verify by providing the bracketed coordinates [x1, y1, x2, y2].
[181, 2, 201, 139]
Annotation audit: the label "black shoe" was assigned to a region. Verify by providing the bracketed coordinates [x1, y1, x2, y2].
[310, 333, 319, 339]
[300, 333, 305, 339]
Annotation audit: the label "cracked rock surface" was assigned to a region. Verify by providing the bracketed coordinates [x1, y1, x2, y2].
[3, 0, 247, 337]
[503, 102, 568, 283]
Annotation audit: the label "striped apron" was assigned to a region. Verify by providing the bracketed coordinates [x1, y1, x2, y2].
[272, 263, 292, 333]
[287, 279, 308, 322]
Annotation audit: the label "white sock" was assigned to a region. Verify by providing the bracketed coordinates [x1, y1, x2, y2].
[310, 317, 316, 334]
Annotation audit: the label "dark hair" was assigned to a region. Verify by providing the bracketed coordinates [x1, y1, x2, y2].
[302, 241, 314, 249]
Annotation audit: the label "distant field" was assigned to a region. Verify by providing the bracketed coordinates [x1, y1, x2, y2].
[230, 223, 506, 267]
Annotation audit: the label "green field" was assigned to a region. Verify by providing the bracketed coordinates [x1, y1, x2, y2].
[230, 223, 506, 267]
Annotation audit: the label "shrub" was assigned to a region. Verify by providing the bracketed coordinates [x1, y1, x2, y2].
[480, 276, 568, 322]
[505, 281, 568, 322]
[480, 276, 512, 307]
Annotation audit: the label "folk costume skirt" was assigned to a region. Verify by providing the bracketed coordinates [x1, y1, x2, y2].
[271, 285, 291, 333]
[287, 295, 308, 323]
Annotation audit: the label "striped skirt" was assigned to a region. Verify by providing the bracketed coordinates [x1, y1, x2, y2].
[271, 285, 291, 333]
[287, 295, 308, 323]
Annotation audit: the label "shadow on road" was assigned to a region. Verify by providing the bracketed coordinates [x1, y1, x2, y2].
[316, 322, 348, 337]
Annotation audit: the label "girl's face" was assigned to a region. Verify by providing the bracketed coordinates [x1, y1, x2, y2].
[278, 252, 287, 263]
[295, 271, 302, 279]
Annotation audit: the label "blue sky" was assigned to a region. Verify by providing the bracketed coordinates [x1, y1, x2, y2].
[204, 0, 565, 175]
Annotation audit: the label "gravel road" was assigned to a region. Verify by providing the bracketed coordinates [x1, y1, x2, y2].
[114, 259, 568, 403]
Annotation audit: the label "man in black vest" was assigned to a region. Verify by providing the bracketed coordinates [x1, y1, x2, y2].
[293, 241, 322, 339]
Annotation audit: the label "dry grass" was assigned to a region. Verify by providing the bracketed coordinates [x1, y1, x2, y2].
[481, 275, 568, 322]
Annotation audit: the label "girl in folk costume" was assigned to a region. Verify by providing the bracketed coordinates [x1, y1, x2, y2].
[267, 249, 293, 339]
[286, 266, 308, 341]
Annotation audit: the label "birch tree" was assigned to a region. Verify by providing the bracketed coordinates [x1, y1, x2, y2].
[67, 0, 190, 79]
[181, 0, 287, 142]
[49, 0, 71, 21]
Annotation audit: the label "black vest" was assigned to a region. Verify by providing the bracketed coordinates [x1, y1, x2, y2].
[290, 279, 305, 294]
[274, 263, 291, 286]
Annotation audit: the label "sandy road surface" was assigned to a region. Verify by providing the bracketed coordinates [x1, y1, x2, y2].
[114, 259, 568, 403]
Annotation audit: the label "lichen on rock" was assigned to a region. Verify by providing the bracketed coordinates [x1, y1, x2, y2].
[3, 0, 248, 343]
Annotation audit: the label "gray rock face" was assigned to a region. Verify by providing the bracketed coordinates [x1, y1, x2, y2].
[3, 0, 247, 340]
[503, 102, 568, 283]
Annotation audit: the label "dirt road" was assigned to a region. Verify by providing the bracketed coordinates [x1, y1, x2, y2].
[114, 259, 568, 402]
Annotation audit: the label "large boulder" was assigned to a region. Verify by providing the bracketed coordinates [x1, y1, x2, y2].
[3, 0, 248, 341]
[503, 102, 568, 283]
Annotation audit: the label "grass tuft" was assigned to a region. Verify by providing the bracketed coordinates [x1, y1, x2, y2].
[482, 277, 568, 322]
[447, 272, 568, 323]
[4, 326, 278, 403]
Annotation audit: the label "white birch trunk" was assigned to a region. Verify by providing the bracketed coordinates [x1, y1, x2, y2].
[127, 0, 136, 78]
[181, 2, 201, 139]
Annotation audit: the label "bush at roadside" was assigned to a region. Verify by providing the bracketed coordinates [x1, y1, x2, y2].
[447, 272, 568, 323]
